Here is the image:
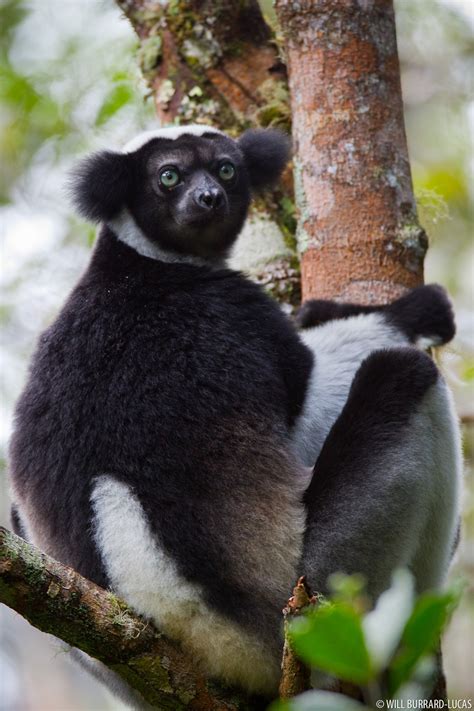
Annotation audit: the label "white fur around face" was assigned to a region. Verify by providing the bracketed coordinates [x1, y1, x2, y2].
[91, 475, 279, 694]
[292, 313, 409, 467]
[113, 125, 228, 264]
[122, 124, 224, 153]
[108, 210, 224, 268]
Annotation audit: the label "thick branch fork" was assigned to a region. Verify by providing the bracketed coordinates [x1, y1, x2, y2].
[0, 526, 257, 710]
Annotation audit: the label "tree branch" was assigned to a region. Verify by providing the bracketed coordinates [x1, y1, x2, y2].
[279, 576, 315, 698]
[0, 526, 260, 710]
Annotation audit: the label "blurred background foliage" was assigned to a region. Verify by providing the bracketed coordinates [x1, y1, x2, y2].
[0, 0, 472, 709]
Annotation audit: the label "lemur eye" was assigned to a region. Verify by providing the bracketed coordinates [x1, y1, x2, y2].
[159, 167, 180, 189]
[218, 162, 235, 182]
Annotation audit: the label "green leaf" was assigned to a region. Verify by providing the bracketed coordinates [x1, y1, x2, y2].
[394, 656, 437, 704]
[463, 361, 474, 382]
[269, 701, 292, 711]
[389, 588, 461, 693]
[270, 690, 368, 711]
[363, 569, 414, 671]
[289, 603, 373, 685]
[86, 226, 97, 248]
[96, 83, 133, 126]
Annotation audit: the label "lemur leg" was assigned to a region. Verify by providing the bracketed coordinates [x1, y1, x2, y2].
[301, 348, 462, 600]
[291, 284, 456, 467]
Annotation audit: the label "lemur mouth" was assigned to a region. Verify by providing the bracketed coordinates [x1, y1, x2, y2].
[178, 208, 228, 229]
[189, 215, 224, 229]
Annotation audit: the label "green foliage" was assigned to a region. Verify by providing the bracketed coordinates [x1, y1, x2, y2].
[278, 571, 462, 710]
[96, 83, 135, 127]
[388, 587, 462, 695]
[137, 34, 163, 75]
[290, 604, 372, 685]
[278, 196, 297, 248]
[463, 362, 474, 383]
[271, 691, 366, 711]
[0, 0, 153, 203]
[0, 10, 68, 200]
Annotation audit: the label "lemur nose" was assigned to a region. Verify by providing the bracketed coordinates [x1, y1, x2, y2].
[196, 188, 223, 211]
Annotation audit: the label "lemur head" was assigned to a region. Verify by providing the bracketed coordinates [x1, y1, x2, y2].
[71, 125, 290, 261]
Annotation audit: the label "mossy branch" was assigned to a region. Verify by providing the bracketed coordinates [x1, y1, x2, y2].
[0, 526, 261, 710]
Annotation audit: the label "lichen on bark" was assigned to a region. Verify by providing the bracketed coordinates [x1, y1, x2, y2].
[274, 0, 426, 304]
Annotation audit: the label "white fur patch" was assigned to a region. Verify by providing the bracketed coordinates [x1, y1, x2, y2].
[108, 210, 224, 268]
[292, 313, 409, 467]
[115, 125, 228, 266]
[408, 378, 463, 590]
[416, 335, 443, 349]
[122, 125, 224, 154]
[91, 475, 279, 694]
[293, 312, 462, 594]
[229, 212, 292, 272]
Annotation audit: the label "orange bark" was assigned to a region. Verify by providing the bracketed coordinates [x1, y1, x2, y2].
[275, 0, 426, 303]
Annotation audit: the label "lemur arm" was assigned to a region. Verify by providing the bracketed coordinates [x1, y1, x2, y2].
[296, 284, 456, 347]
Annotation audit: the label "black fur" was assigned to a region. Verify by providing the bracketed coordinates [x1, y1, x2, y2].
[385, 284, 456, 345]
[10, 504, 27, 540]
[238, 129, 291, 190]
[12, 128, 305, 652]
[70, 130, 291, 260]
[9, 128, 458, 695]
[296, 299, 375, 328]
[129, 133, 252, 258]
[296, 284, 456, 346]
[70, 150, 131, 223]
[9, 227, 313, 639]
[302, 348, 439, 596]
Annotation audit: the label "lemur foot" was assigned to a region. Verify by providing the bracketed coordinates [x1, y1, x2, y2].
[384, 284, 455, 346]
[296, 284, 456, 347]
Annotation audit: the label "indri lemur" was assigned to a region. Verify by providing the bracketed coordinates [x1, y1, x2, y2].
[9, 125, 462, 697]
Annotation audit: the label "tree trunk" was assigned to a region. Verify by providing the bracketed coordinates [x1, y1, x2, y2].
[274, 0, 427, 304]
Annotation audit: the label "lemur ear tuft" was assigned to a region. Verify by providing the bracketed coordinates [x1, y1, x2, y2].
[238, 129, 291, 191]
[69, 151, 131, 223]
